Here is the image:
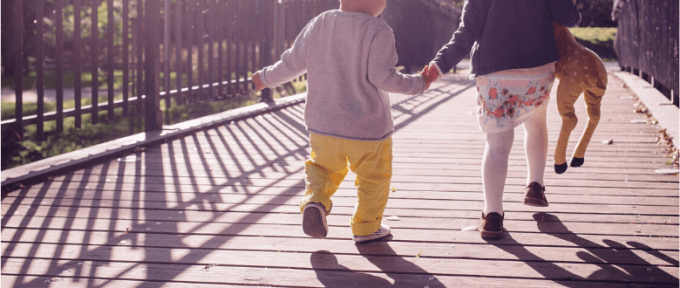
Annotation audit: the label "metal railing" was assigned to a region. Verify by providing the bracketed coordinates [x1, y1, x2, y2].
[615, 0, 679, 106]
[2, 0, 461, 141]
[2, 0, 338, 139]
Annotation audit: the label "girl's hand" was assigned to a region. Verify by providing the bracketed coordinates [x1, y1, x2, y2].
[252, 72, 266, 91]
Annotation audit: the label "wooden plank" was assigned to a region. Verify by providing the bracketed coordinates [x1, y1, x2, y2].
[2, 259, 647, 288]
[1, 203, 677, 237]
[3, 193, 676, 221]
[1, 275, 253, 288]
[7, 178, 678, 207]
[3, 228, 677, 266]
[3, 220, 676, 254]
[2, 194, 678, 225]
[37, 165, 680, 191]
[43, 162, 679, 189]
[2, 243, 677, 285]
[1, 194, 676, 227]
[2, 201, 676, 227]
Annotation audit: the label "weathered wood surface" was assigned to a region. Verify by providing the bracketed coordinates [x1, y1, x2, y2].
[2, 74, 678, 287]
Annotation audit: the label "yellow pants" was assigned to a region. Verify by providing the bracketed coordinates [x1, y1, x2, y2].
[299, 133, 393, 236]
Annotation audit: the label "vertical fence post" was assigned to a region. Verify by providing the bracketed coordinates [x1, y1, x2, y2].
[217, 0, 224, 98]
[36, 0, 45, 139]
[107, 0, 115, 121]
[235, 0, 242, 95]
[163, 0, 171, 120]
[197, 0, 205, 101]
[261, 0, 273, 102]
[136, 0, 145, 129]
[175, 0, 183, 106]
[123, 0, 130, 117]
[145, 0, 163, 131]
[186, 0, 193, 104]
[74, 0, 83, 126]
[207, 0, 214, 99]
[55, 0, 64, 132]
[12, 0, 23, 138]
[92, 0, 100, 124]
[227, 0, 234, 97]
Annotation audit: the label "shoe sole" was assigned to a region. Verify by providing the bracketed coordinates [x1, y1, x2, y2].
[353, 232, 390, 244]
[523, 197, 549, 207]
[302, 206, 327, 238]
[478, 228, 503, 239]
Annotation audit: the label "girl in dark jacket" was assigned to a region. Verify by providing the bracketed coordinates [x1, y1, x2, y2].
[424, 0, 581, 239]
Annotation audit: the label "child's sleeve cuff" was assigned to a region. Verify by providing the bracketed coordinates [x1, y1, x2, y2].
[430, 62, 444, 77]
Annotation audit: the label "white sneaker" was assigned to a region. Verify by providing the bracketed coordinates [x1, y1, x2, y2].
[302, 202, 328, 238]
[353, 225, 391, 243]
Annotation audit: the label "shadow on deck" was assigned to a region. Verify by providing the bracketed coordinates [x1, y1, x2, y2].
[1, 73, 678, 287]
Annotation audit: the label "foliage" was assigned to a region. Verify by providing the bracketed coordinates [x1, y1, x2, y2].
[575, 0, 617, 27]
[570, 27, 618, 61]
[446, 0, 617, 27]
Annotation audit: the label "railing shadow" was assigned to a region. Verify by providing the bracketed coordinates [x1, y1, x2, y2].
[311, 237, 447, 288]
[2, 77, 476, 287]
[490, 213, 679, 286]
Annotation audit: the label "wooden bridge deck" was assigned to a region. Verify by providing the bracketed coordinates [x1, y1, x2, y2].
[2, 73, 678, 287]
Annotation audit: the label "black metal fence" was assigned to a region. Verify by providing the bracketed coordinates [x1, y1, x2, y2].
[2, 0, 461, 143]
[382, 0, 461, 72]
[616, 0, 679, 106]
[2, 0, 338, 139]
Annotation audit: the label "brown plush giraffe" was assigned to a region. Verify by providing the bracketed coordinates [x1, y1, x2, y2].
[552, 20, 608, 174]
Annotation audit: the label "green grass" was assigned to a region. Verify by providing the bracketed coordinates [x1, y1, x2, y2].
[1, 69, 124, 91]
[2, 94, 110, 120]
[2, 81, 307, 170]
[569, 27, 618, 62]
[569, 27, 617, 45]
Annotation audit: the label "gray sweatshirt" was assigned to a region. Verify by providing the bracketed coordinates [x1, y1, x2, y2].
[258, 10, 427, 141]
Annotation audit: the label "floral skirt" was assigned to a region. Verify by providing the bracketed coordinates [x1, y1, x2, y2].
[475, 62, 556, 133]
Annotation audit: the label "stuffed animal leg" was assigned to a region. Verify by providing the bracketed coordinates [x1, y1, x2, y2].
[553, 21, 608, 174]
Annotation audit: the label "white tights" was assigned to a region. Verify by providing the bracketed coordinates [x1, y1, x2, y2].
[482, 109, 548, 215]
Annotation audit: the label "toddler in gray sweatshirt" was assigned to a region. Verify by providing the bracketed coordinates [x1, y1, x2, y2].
[253, 1, 435, 141]
[253, 0, 437, 243]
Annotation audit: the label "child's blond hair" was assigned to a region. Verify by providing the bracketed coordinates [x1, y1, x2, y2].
[340, 0, 386, 17]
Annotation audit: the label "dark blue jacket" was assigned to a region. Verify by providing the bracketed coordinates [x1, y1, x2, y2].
[432, 0, 581, 77]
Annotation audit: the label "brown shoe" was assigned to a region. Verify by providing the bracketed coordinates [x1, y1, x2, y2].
[524, 182, 549, 207]
[477, 212, 504, 239]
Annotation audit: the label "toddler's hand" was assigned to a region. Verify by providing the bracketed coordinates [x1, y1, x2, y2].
[252, 72, 266, 91]
[419, 65, 440, 89]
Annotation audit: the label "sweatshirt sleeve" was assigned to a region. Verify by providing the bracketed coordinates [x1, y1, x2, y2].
[431, 0, 491, 74]
[367, 27, 426, 96]
[548, 0, 581, 27]
[259, 19, 314, 88]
